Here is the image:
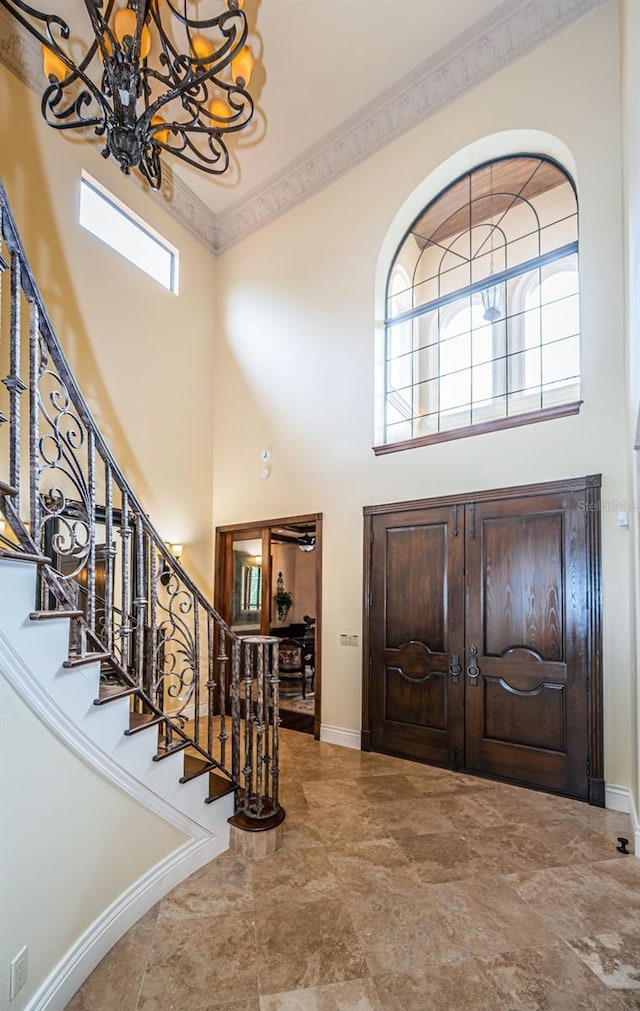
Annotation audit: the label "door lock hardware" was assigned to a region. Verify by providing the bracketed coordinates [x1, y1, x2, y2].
[449, 655, 461, 684]
[467, 644, 479, 685]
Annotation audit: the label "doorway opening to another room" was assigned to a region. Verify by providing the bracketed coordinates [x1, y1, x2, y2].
[215, 513, 322, 737]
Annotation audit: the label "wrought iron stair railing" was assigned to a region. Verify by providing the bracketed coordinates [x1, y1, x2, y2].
[0, 180, 283, 828]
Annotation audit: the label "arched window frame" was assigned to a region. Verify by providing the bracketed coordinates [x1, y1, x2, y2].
[377, 154, 581, 452]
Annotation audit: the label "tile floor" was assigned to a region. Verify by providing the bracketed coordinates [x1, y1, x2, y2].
[68, 730, 639, 1010]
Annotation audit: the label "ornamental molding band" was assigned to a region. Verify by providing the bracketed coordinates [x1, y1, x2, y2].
[0, 0, 603, 255]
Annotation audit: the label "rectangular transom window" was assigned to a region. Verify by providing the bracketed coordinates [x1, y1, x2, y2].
[79, 172, 178, 292]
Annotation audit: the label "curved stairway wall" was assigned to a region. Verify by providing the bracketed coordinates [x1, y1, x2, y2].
[0, 557, 234, 1011]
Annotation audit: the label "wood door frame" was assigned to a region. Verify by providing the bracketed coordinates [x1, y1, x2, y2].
[215, 512, 323, 740]
[362, 475, 603, 806]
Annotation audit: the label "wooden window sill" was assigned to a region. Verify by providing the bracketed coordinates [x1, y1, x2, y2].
[373, 401, 582, 456]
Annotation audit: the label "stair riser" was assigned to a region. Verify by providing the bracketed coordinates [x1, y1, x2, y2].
[0, 561, 71, 672]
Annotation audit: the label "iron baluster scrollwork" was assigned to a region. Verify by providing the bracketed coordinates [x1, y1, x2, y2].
[0, 179, 282, 826]
[467, 644, 480, 686]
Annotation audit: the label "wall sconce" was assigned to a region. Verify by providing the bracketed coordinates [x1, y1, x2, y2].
[160, 542, 184, 586]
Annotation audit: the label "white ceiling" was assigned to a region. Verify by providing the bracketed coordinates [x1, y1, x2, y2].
[177, 0, 505, 216]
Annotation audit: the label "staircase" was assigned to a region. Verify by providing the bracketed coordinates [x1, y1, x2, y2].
[0, 178, 286, 1004]
[0, 546, 235, 834]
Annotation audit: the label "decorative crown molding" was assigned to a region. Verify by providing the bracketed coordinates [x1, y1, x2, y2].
[0, 0, 603, 255]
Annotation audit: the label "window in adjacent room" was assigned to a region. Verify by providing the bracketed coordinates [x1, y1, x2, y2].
[79, 171, 179, 292]
[380, 155, 580, 449]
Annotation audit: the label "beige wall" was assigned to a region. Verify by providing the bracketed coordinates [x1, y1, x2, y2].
[0, 677, 187, 1010]
[0, 63, 217, 591]
[213, 4, 636, 788]
[621, 0, 640, 812]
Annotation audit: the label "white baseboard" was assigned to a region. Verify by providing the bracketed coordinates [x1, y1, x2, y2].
[320, 723, 361, 750]
[605, 783, 640, 858]
[27, 834, 228, 1011]
[605, 784, 632, 812]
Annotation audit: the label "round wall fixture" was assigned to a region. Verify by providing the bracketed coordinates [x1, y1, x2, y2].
[260, 448, 272, 463]
[259, 465, 271, 480]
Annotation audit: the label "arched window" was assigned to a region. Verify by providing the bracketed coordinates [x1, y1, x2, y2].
[381, 156, 580, 448]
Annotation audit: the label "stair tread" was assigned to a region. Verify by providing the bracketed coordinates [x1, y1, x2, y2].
[0, 548, 51, 565]
[30, 609, 83, 621]
[63, 651, 112, 669]
[153, 740, 190, 761]
[205, 771, 235, 803]
[181, 754, 216, 783]
[129, 711, 157, 730]
[125, 712, 165, 736]
[98, 681, 130, 699]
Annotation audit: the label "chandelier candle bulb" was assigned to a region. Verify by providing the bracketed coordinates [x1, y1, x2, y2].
[209, 98, 231, 123]
[191, 35, 215, 63]
[232, 45, 254, 87]
[42, 45, 67, 82]
[151, 115, 169, 146]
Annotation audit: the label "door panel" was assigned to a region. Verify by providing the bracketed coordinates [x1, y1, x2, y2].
[370, 507, 464, 764]
[464, 493, 589, 797]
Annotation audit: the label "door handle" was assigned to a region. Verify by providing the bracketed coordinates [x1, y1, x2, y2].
[467, 644, 479, 685]
[449, 654, 461, 684]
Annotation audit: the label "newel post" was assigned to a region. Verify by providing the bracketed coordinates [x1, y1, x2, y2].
[228, 636, 286, 856]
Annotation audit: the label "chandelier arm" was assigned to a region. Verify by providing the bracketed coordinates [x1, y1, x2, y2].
[0, 0, 114, 125]
[42, 82, 106, 131]
[163, 0, 242, 33]
[168, 137, 230, 175]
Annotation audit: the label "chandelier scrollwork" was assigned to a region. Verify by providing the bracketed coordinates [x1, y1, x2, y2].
[0, 0, 256, 188]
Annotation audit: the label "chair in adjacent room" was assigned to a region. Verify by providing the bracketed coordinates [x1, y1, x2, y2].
[278, 638, 313, 699]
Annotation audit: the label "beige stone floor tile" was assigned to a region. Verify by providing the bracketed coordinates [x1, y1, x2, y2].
[566, 929, 640, 996]
[326, 838, 423, 904]
[532, 815, 625, 867]
[279, 807, 323, 849]
[66, 931, 150, 1011]
[254, 898, 368, 995]
[259, 977, 383, 1010]
[594, 855, 640, 888]
[305, 802, 389, 845]
[135, 999, 259, 1011]
[347, 892, 470, 974]
[431, 877, 556, 954]
[373, 958, 504, 1011]
[373, 797, 457, 836]
[460, 820, 558, 876]
[249, 844, 340, 905]
[510, 862, 640, 939]
[398, 819, 557, 883]
[393, 828, 480, 883]
[136, 912, 258, 1009]
[156, 852, 254, 922]
[478, 941, 630, 1010]
[413, 789, 507, 829]
[301, 779, 369, 808]
[352, 773, 429, 802]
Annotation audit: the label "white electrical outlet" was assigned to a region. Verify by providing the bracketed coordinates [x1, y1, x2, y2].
[9, 945, 28, 1000]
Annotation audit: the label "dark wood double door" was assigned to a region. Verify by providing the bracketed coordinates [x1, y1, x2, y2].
[363, 477, 603, 803]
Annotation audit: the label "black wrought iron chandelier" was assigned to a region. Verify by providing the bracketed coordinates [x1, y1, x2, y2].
[1, 0, 255, 189]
